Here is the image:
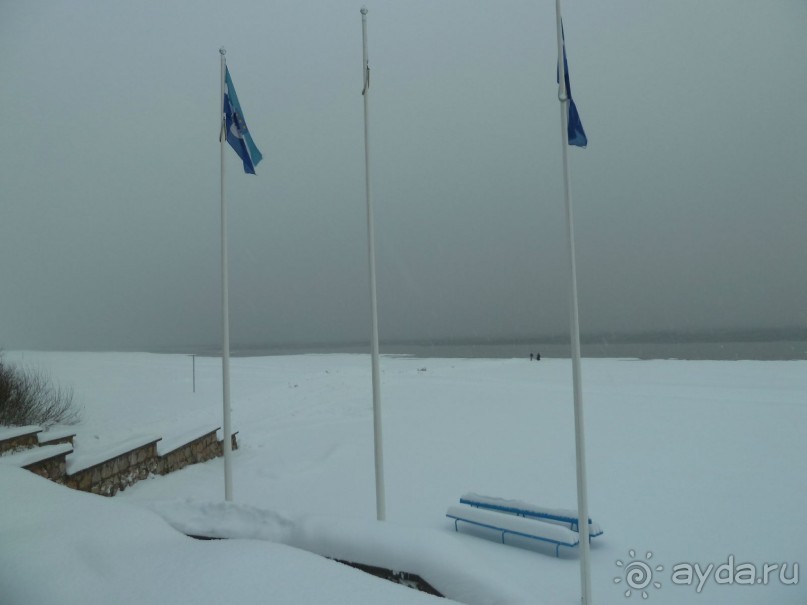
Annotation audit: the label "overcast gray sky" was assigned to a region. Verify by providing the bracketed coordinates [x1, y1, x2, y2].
[1, 0, 806, 351]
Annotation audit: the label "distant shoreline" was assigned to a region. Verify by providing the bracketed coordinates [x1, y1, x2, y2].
[184, 338, 807, 361]
[12, 329, 807, 361]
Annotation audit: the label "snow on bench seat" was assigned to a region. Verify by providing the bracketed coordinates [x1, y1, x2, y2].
[446, 504, 579, 557]
[0, 443, 73, 468]
[460, 492, 603, 537]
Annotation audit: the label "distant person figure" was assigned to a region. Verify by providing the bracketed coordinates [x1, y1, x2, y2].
[530, 353, 534, 361]
[536, 353, 541, 361]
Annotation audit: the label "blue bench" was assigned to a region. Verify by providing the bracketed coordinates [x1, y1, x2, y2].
[459, 492, 603, 537]
[446, 504, 580, 557]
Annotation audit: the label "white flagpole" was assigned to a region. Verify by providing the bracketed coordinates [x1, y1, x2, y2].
[219, 46, 234, 502]
[554, 2, 591, 603]
[361, 7, 386, 522]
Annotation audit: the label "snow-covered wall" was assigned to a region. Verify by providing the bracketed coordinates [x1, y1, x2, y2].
[2, 425, 237, 497]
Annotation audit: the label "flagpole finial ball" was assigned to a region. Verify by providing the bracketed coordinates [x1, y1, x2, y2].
[219, 47, 226, 56]
[360, 7, 368, 15]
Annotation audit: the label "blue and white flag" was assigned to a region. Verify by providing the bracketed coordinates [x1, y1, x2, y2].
[558, 25, 588, 148]
[223, 67, 263, 174]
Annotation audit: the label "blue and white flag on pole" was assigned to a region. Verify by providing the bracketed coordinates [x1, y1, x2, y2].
[223, 67, 263, 174]
[558, 25, 588, 148]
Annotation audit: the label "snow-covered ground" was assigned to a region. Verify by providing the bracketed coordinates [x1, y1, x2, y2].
[2, 351, 805, 604]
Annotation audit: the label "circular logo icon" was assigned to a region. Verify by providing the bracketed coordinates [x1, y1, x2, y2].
[614, 549, 664, 599]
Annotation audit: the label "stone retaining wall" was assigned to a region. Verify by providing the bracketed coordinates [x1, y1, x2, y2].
[2, 443, 74, 484]
[65, 440, 160, 497]
[38, 433, 76, 447]
[25, 454, 68, 483]
[159, 431, 221, 475]
[218, 432, 240, 457]
[0, 429, 41, 454]
[3, 425, 239, 497]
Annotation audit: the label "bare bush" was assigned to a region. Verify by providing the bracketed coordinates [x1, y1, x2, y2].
[0, 356, 80, 427]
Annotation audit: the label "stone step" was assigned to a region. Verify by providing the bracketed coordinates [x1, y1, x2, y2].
[38, 428, 77, 447]
[0, 442, 73, 482]
[0, 425, 42, 455]
[2, 423, 238, 496]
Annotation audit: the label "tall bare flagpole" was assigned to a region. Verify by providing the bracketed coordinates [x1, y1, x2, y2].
[361, 6, 386, 522]
[219, 46, 234, 502]
[554, 2, 591, 603]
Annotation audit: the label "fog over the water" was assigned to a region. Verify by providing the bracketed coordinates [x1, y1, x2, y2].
[2, 0, 806, 352]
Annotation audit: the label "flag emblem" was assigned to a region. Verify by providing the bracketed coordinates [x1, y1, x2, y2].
[223, 67, 263, 174]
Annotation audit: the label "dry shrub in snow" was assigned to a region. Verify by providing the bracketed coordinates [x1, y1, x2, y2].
[0, 355, 80, 427]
